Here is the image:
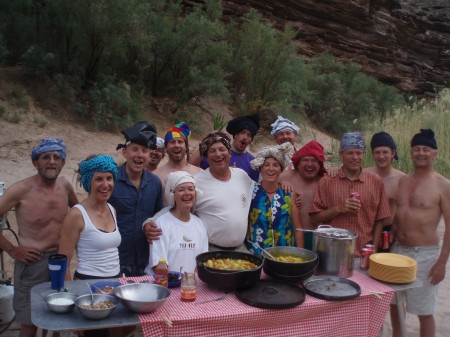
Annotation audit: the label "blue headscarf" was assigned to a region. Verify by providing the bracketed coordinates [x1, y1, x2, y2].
[339, 132, 366, 152]
[31, 138, 66, 160]
[78, 155, 118, 192]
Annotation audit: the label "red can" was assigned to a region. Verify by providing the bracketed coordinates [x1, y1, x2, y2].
[382, 231, 390, 250]
[350, 192, 360, 200]
[360, 248, 371, 270]
[365, 244, 376, 253]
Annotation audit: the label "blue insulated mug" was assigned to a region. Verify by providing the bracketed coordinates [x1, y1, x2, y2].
[48, 254, 67, 291]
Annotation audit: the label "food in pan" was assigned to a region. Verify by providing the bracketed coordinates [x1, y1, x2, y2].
[204, 258, 257, 270]
[95, 286, 115, 294]
[79, 300, 115, 310]
[275, 255, 306, 263]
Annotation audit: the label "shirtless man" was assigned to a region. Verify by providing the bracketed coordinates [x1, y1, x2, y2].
[153, 122, 202, 203]
[279, 140, 327, 249]
[365, 131, 405, 249]
[0, 138, 78, 337]
[391, 129, 450, 337]
[146, 137, 165, 172]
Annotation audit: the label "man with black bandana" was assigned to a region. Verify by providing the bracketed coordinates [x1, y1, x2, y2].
[109, 121, 163, 276]
[191, 114, 261, 181]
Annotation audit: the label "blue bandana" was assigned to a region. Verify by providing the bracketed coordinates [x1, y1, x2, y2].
[31, 138, 66, 160]
[339, 132, 366, 152]
[78, 155, 118, 192]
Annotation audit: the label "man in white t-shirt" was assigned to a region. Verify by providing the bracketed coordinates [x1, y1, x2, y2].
[144, 132, 254, 252]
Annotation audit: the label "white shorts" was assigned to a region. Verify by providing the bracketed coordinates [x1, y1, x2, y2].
[391, 241, 439, 315]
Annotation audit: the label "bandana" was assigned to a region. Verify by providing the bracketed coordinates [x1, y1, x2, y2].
[156, 137, 165, 149]
[78, 155, 118, 192]
[117, 121, 157, 150]
[31, 138, 66, 160]
[226, 114, 260, 138]
[411, 128, 437, 149]
[339, 132, 366, 152]
[164, 122, 191, 147]
[251, 142, 294, 170]
[270, 116, 301, 135]
[164, 171, 202, 209]
[292, 140, 327, 176]
[199, 132, 231, 157]
[370, 131, 399, 160]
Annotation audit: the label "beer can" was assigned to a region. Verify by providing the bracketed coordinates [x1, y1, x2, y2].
[360, 248, 371, 270]
[382, 231, 390, 250]
[365, 244, 376, 253]
[350, 192, 360, 200]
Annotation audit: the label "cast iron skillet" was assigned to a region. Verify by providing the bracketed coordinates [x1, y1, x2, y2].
[196, 251, 264, 290]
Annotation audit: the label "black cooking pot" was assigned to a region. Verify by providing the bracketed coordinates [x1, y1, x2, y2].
[196, 251, 264, 290]
[262, 246, 318, 283]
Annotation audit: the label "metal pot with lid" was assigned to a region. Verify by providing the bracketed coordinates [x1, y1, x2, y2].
[312, 225, 358, 278]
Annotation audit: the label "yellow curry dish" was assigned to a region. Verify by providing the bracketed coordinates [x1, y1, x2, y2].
[275, 255, 306, 263]
[204, 258, 258, 270]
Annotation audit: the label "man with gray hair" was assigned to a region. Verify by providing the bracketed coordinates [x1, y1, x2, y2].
[0, 138, 78, 337]
[309, 131, 390, 254]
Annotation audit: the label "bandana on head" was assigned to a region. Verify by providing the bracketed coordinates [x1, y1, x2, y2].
[164, 122, 191, 147]
[251, 142, 294, 171]
[270, 116, 301, 136]
[411, 128, 437, 149]
[31, 138, 66, 160]
[78, 155, 118, 193]
[292, 140, 327, 176]
[226, 114, 260, 138]
[339, 132, 366, 152]
[370, 131, 399, 160]
[164, 171, 202, 210]
[116, 121, 157, 150]
[199, 132, 231, 157]
[156, 137, 165, 149]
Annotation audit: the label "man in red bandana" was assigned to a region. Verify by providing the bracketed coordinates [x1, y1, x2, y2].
[279, 140, 327, 249]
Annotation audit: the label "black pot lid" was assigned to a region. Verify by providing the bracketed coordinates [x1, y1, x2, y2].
[303, 276, 361, 301]
[235, 279, 305, 309]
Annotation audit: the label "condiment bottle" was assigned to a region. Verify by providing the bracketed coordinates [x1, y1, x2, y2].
[154, 258, 168, 287]
[181, 272, 196, 302]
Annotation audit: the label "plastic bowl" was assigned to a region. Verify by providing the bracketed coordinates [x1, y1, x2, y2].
[90, 281, 122, 295]
[113, 283, 170, 314]
[75, 294, 117, 320]
[168, 271, 182, 288]
[45, 292, 78, 314]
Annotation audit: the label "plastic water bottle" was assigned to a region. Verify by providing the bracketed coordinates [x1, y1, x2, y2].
[154, 258, 168, 287]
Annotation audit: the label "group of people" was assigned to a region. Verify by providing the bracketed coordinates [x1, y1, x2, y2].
[0, 112, 448, 337]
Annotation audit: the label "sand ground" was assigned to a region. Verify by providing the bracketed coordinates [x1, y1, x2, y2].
[1, 115, 449, 337]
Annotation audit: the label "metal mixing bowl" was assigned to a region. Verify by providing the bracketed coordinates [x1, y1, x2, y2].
[75, 294, 117, 320]
[45, 292, 78, 314]
[113, 283, 170, 314]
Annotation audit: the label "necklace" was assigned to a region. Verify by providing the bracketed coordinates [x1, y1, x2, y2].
[261, 185, 278, 194]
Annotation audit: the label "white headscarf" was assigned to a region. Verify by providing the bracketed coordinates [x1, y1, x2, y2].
[250, 142, 295, 170]
[164, 171, 202, 209]
[156, 137, 165, 149]
[270, 116, 301, 135]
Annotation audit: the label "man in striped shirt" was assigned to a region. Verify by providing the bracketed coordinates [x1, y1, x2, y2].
[309, 131, 390, 255]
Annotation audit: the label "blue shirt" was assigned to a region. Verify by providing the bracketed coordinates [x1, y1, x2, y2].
[109, 164, 163, 275]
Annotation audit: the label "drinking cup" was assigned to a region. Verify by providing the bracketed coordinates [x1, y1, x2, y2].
[48, 254, 67, 291]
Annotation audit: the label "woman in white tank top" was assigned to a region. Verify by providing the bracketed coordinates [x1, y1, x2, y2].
[59, 155, 121, 280]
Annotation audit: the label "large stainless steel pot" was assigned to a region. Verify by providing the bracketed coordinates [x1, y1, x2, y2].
[313, 225, 358, 278]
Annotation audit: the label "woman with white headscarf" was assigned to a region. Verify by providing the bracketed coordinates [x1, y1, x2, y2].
[247, 143, 303, 254]
[148, 171, 208, 274]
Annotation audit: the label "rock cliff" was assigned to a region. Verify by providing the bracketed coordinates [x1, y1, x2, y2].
[185, 0, 450, 95]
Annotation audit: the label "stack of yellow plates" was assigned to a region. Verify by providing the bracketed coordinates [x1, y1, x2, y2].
[369, 253, 417, 283]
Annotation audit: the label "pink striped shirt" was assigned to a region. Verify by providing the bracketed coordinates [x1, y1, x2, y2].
[310, 167, 390, 253]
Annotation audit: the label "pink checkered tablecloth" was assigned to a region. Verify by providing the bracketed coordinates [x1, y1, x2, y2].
[121, 271, 394, 337]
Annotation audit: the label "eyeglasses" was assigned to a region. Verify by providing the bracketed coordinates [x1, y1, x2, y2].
[39, 154, 63, 161]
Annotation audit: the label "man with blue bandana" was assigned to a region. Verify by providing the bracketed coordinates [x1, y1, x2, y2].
[109, 121, 164, 276]
[0, 138, 78, 337]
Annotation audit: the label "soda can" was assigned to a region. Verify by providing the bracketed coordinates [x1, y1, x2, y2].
[350, 192, 360, 200]
[382, 231, 390, 250]
[360, 248, 371, 270]
[365, 244, 376, 253]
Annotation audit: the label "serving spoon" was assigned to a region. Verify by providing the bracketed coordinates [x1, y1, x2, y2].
[246, 240, 277, 260]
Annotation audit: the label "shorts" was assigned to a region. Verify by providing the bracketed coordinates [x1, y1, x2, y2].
[391, 241, 439, 315]
[13, 252, 54, 325]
